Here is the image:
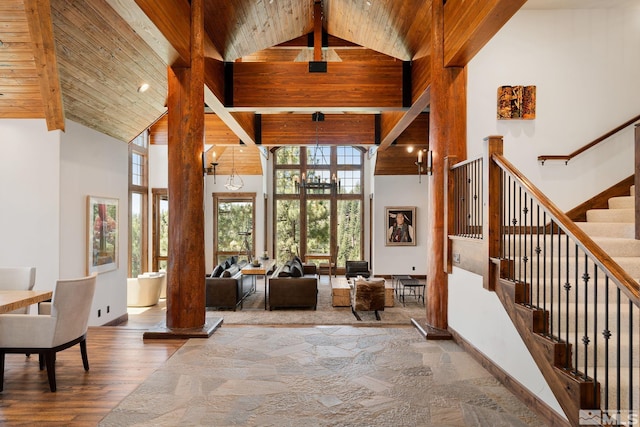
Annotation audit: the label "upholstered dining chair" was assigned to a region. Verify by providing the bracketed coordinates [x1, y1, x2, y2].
[0, 273, 97, 392]
[351, 277, 385, 321]
[0, 267, 36, 314]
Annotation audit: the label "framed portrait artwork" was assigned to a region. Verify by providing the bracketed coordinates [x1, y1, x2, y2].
[386, 206, 416, 246]
[87, 195, 119, 274]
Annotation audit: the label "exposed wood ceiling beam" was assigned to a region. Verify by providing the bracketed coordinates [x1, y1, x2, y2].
[444, 0, 527, 67]
[378, 89, 430, 150]
[378, 0, 525, 149]
[23, 0, 64, 131]
[231, 62, 403, 108]
[204, 86, 256, 146]
[313, 0, 322, 61]
[134, 0, 222, 66]
[105, 0, 181, 67]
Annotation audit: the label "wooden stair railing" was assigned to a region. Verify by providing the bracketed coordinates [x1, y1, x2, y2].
[537, 113, 640, 165]
[450, 136, 640, 426]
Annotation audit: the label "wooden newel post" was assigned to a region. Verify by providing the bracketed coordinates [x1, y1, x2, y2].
[484, 136, 504, 290]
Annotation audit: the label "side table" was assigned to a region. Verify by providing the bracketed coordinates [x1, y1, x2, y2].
[397, 277, 425, 306]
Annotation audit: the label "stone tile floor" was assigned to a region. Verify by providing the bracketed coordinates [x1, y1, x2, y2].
[100, 325, 548, 426]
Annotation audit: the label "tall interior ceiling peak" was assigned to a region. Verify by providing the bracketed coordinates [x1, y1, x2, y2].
[204, 0, 432, 62]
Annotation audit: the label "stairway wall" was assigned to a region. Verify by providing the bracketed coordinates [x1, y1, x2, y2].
[448, 266, 565, 418]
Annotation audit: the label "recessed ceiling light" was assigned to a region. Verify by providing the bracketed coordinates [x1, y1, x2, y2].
[137, 83, 150, 93]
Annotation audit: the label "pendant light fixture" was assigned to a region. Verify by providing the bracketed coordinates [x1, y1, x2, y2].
[224, 146, 244, 191]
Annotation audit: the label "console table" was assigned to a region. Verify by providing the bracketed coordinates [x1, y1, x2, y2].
[242, 259, 276, 310]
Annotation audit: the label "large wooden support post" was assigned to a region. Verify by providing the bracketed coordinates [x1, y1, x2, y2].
[484, 136, 504, 290]
[419, 0, 466, 340]
[144, 0, 221, 339]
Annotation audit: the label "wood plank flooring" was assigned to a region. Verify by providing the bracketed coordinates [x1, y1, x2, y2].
[0, 322, 185, 426]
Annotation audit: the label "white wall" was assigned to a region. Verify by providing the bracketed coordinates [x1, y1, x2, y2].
[467, 7, 640, 211]
[0, 120, 61, 298]
[59, 120, 129, 325]
[449, 268, 564, 416]
[0, 119, 128, 325]
[372, 174, 429, 276]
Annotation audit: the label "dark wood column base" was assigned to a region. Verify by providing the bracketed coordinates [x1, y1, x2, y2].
[142, 317, 223, 340]
[411, 318, 452, 340]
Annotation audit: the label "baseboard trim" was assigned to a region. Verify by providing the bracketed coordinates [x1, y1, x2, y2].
[102, 313, 128, 326]
[448, 327, 570, 427]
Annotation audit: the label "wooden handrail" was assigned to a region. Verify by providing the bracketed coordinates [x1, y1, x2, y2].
[538, 113, 640, 164]
[492, 152, 640, 305]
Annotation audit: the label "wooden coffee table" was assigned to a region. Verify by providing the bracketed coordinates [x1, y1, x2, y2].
[331, 277, 394, 307]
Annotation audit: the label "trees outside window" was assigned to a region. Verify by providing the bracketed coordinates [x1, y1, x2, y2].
[129, 133, 148, 277]
[213, 194, 256, 264]
[273, 146, 364, 268]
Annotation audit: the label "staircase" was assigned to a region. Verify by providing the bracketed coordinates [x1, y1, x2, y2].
[495, 185, 639, 426]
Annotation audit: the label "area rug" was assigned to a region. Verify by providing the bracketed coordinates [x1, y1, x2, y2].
[209, 279, 426, 326]
[99, 326, 546, 427]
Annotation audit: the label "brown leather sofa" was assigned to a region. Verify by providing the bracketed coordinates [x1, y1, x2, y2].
[205, 257, 253, 310]
[268, 258, 318, 310]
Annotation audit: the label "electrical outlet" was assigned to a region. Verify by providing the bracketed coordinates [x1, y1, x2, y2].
[412, 266, 415, 271]
[453, 253, 461, 263]
[107, 305, 110, 313]
[98, 309, 101, 317]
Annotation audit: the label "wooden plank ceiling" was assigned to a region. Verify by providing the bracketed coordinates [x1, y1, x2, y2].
[0, 0, 526, 175]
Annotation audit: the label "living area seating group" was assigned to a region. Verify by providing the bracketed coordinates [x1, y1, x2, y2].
[205, 255, 319, 311]
[204, 256, 417, 314]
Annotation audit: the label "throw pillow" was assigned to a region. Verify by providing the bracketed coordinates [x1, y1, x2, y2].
[278, 263, 291, 277]
[210, 264, 224, 278]
[222, 265, 240, 278]
[290, 259, 303, 277]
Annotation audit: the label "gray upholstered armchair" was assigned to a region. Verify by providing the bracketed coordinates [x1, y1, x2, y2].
[0, 273, 97, 392]
[0, 267, 36, 314]
[345, 260, 371, 279]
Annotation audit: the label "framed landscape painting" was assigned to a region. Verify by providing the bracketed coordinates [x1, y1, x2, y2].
[87, 196, 119, 274]
[386, 206, 416, 246]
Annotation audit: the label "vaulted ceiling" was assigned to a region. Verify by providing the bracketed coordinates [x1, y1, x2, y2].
[1, 0, 530, 175]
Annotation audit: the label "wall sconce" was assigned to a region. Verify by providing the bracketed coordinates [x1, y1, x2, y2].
[415, 149, 432, 183]
[203, 151, 219, 183]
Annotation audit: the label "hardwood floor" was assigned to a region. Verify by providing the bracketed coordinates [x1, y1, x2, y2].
[0, 304, 184, 427]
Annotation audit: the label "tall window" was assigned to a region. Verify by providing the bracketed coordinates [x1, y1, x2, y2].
[152, 189, 168, 272]
[213, 193, 256, 264]
[129, 132, 148, 277]
[273, 146, 364, 267]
